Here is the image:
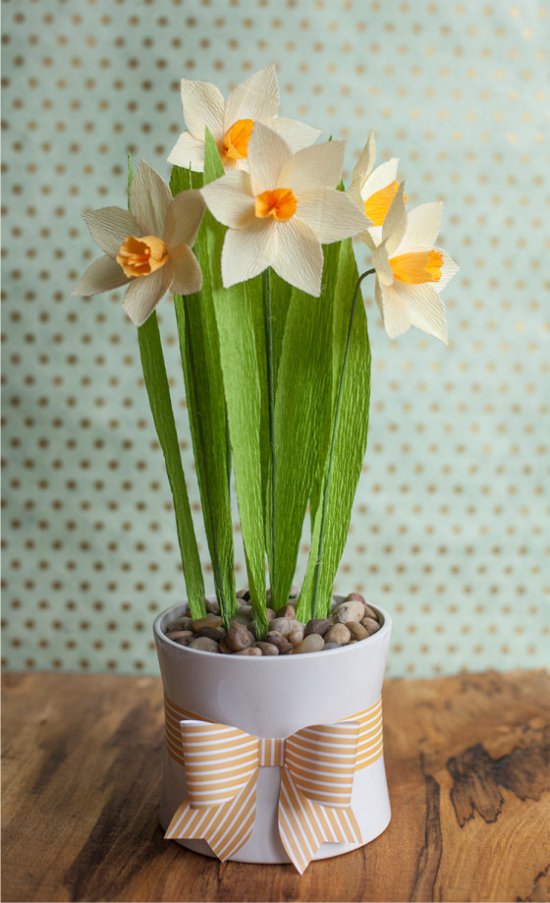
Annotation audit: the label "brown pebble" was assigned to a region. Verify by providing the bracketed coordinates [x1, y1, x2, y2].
[169, 630, 193, 645]
[333, 600, 365, 624]
[292, 634, 325, 654]
[196, 626, 225, 641]
[277, 604, 296, 619]
[346, 592, 366, 603]
[363, 603, 380, 621]
[325, 623, 351, 645]
[266, 608, 277, 621]
[270, 617, 293, 636]
[227, 621, 255, 652]
[304, 618, 331, 638]
[347, 621, 369, 641]
[192, 615, 223, 633]
[206, 598, 220, 614]
[237, 588, 249, 599]
[255, 642, 279, 656]
[265, 631, 293, 654]
[236, 646, 262, 656]
[219, 637, 231, 654]
[288, 624, 305, 646]
[362, 617, 381, 635]
[189, 637, 220, 653]
[168, 617, 193, 632]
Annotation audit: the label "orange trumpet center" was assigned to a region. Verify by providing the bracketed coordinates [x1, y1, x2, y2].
[389, 250, 444, 285]
[364, 180, 407, 226]
[222, 118, 255, 161]
[116, 235, 168, 278]
[255, 187, 297, 222]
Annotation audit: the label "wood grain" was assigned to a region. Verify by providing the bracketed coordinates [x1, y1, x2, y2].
[2, 669, 549, 902]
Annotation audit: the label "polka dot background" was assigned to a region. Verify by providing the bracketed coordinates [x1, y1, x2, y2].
[2, 0, 549, 678]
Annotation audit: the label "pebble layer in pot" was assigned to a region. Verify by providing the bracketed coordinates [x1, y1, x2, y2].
[73, 63, 458, 872]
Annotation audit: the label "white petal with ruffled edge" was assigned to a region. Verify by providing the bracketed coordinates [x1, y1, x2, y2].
[200, 170, 256, 229]
[296, 187, 368, 243]
[279, 140, 345, 193]
[394, 282, 448, 344]
[164, 189, 205, 249]
[180, 79, 225, 142]
[130, 161, 173, 236]
[272, 218, 323, 296]
[167, 132, 207, 171]
[382, 183, 408, 256]
[361, 158, 399, 200]
[349, 130, 376, 207]
[224, 63, 279, 130]
[398, 202, 443, 250]
[247, 123, 291, 195]
[123, 265, 173, 327]
[221, 219, 278, 287]
[375, 281, 412, 339]
[266, 117, 321, 153]
[82, 207, 141, 258]
[170, 244, 203, 296]
[72, 254, 129, 296]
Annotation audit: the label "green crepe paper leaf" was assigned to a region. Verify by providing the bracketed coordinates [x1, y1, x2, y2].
[129, 156, 205, 619]
[270, 242, 341, 611]
[170, 164, 237, 629]
[203, 130, 268, 636]
[297, 239, 372, 621]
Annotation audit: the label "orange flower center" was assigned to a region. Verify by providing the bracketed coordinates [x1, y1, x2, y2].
[116, 235, 168, 278]
[255, 188, 297, 222]
[389, 250, 444, 285]
[222, 118, 255, 161]
[364, 180, 407, 226]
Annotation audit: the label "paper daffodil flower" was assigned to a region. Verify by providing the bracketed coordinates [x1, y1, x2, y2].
[72, 161, 205, 326]
[371, 186, 459, 344]
[349, 131, 406, 247]
[168, 63, 321, 173]
[200, 123, 369, 297]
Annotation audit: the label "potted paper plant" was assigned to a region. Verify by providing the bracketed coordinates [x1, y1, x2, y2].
[73, 64, 458, 872]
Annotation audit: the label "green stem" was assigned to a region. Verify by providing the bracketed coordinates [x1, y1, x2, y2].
[263, 267, 277, 606]
[311, 268, 375, 618]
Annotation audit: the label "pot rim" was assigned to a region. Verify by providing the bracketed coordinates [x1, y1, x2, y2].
[153, 597, 392, 663]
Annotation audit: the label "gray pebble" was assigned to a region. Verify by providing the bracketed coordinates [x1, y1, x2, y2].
[323, 642, 341, 650]
[265, 631, 293, 654]
[325, 623, 351, 645]
[189, 637, 220, 653]
[270, 617, 293, 636]
[304, 618, 331, 638]
[292, 634, 325, 654]
[227, 621, 255, 652]
[255, 642, 279, 656]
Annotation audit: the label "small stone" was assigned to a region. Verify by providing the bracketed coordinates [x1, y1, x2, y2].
[189, 637, 220, 653]
[292, 634, 325, 655]
[277, 604, 296, 619]
[323, 642, 341, 650]
[346, 592, 366, 603]
[288, 624, 305, 646]
[333, 600, 365, 624]
[206, 598, 220, 615]
[169, 630, 193, 645]
[167, 616, 193, 632]
[325, 623, 351, 645]
[266, 608, 277, 621]
[227, 621, 255, 652]
[363, 603, 380, 621]
[304, 618, 331, 638]
[192, 615, 224, 633]
[265, 631, 293, 654]
[269, 617, 293, 636]
[232, 613, 252, 626]
[237, 588, 250, 600]
[219, 637, 232, 654]
[361, 617, 381, 636]
[255, 642, 279, 656]
[238, 600, 253, 616]
[236, 646, 261, 656]
[196, 626, 225, 641]
[347, 621, 369, 641]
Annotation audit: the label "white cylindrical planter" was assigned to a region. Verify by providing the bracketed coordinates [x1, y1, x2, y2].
[154, 597, 392, 865]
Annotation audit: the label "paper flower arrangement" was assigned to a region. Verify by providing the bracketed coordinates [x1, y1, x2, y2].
[73, 63, 458, 643]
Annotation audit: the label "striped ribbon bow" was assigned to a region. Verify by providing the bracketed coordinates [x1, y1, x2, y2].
[164, 696, 383, 873]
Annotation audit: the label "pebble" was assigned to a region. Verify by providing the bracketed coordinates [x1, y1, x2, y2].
[227, 621, 255, 652]
[206, 598, 220, 615]
[333, 600, 365, 624]
[265, 631, 293, 654]
[363, 603, 380, 621]
[288, 624, 305, 646]
[347, 621, 369, 641]
[292, 634, 325, 654]
[325, 623, 351, 645]
[169, 630, 193, 645]
[266, 608, 277, 621]
[192, 615, 223, 632]
[346, 592, 366, 603]
[324, 642, 341, 650]
[236, 646, 261, 656]
[189, 637, 220, 653]
[219, 637, 231, 654]
[238, 601, 253, 617]
[255, 642, 279, 656]
[304, 618, 331, 638]
[269, 617, 293, 636]
[196, 626, 225, 641]
[168, 617, 193, 632]
[277, 604, 296, 619]
[361, 617, 381, 635]
[237, 588, 250, 600]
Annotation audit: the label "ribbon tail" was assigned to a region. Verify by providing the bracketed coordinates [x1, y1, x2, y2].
[165, 773, 258, 862]
[278, 771, 363, 874]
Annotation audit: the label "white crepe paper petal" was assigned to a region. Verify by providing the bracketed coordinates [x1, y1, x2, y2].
[201, 170, 256, 229]
[180, 79, 225, 142]
[224, 63, 279, 130]
[349, 130, 376, 206]
[296, 187, 368, 243]
[82, 207, 142, 258]
[164, 189, 205, 249]
[72, 254, 129, 296]
[376, 281, 412, 339]
[167, 131, 207, 172]
[372, 243, 394, 286]
[221, 219, 278, 287]
[123, 265, 173, 327]
[394, 282, 448, 344]
[247, 122, 292, 195]
[279, 140, 346, 193]
[382, 182, 407, 255]
[399, 202, 443, 250]
[170, 244, 203, 296]
[272, 218, 323, 297]
[433, 249, 459, 293]
[361, 158, 400, 200]
[130, 161, 173, 237]
[266, 117, 322, 153]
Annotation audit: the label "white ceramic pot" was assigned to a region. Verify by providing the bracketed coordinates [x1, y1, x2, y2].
[154, 597, 392, 866]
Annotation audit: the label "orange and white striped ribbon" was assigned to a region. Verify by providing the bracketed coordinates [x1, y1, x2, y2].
[164, 695, 383, 873]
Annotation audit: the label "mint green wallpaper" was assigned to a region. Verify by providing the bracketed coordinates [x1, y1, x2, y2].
[2, 0, 549, 677]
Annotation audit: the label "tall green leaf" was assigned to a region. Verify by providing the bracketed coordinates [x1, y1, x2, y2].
[170, 164, 237, 627]
[137, 313, 206, 618]
[203, 131, 268, 636]
[297, 241, 372, 620]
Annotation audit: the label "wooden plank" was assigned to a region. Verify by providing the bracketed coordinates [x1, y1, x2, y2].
[2, 669, 549, 902]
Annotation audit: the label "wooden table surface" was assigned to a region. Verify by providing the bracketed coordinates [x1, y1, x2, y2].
[2, 669, 549, 903]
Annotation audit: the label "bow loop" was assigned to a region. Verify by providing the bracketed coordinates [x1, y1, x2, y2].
[180, 719, 259, 807]
[285, 721, 360, 808]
